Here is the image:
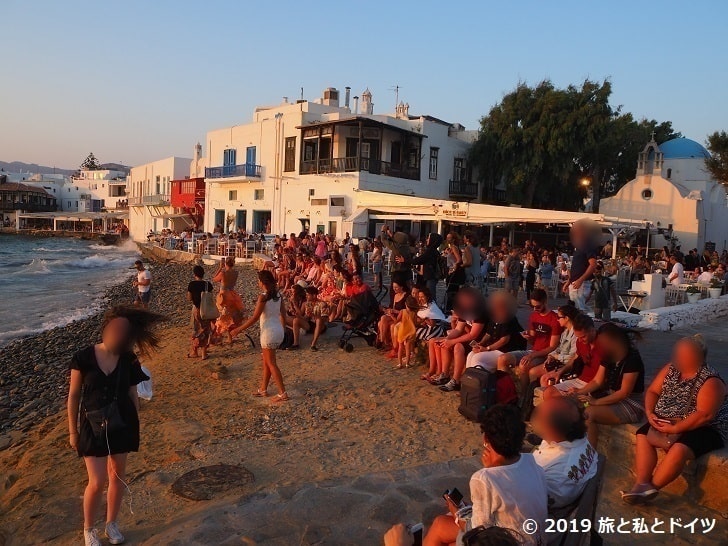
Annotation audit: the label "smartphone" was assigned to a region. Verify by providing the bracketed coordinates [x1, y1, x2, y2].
[407, 523, 423, 546]
[654, 418, 672, 425]
[443, 488, 464, 507]
[469, 340, 479, 348]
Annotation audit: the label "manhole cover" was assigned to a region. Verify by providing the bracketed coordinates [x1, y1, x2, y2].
[171, 464, 255, 501]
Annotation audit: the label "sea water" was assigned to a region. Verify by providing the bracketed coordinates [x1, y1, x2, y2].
[0, 235, 141, 346]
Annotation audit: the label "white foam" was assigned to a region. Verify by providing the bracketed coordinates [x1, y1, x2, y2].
[13, 258, 52, 275]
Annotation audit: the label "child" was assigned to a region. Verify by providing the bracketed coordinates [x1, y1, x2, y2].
[394, 296, 419, 369]
[587, 263, 618, 320]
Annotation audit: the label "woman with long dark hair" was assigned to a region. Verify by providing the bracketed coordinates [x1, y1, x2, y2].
[231, 270, 288, 402]
[67, 306, 163, 546]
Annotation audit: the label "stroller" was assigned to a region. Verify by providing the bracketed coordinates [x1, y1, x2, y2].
[338, 289, 382, 352]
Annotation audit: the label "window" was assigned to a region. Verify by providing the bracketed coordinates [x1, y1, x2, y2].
[228, 190, 238, 201]
[453, 158, 467, 182]
[666, 168, 672, 179]
[429, 147, 439, 179]
[330, 197, 345, 207]
[309, 189, 315, 197]
[223, 148, 237, 168]
[284, 137, 296, 172]
[641, 188, 653, 201]
[254, 189, 264, 200]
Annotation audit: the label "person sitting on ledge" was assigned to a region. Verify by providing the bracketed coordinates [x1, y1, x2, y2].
[573, 323, 646, 447]
[621, 335, 728, 504]
[530, 397, 598, 510]
[421, 404, 547, 546]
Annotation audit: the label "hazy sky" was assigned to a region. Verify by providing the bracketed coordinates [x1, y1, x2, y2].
[1, 0, 727, 169]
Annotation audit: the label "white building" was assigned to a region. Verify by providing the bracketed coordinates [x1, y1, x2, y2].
[199, 87, 477, 239]
[127, 156, 192, 241]
[70, 166, 129, 212]
[601, 137, 728, 252]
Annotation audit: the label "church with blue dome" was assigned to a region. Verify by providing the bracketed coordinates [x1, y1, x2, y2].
[600, 136, 728, 252]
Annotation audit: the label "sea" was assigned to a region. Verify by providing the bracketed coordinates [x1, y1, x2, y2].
[0, 235, 141, 347]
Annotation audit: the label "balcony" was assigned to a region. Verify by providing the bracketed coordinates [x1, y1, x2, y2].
[128, 196, 142, 206]
[448, 180, 478, 200]
[205, 163, 261, 180]
[142, 194, 170, 205]
[300, 157, 420, 181]
[0, 202, 57, 212]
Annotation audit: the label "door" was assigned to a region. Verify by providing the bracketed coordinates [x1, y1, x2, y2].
[246, 146, 257, 176]
[223, 149, 236, 177]
[214, 209, 225, 230]
[390, 141, 402, 165]
[236, 210, 247, 232]
[253, 210, 271, 233]
[328, 221, 337, 238]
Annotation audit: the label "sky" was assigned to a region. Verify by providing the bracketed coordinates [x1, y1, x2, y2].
[1, 0, 727, 169]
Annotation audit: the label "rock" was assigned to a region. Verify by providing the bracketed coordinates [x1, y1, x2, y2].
[336, 404, 346, 411]
[0, 435, 11, 451]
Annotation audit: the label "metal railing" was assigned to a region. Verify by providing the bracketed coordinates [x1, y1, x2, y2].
[0, 202, 57, 212]
[448, 179, 478, 198]
[300, 157, 420, 180]
[205, 163, 262, 179]
[142, 194, 170, 205]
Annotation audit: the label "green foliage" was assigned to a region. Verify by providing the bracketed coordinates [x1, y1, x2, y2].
[80, 152, 101, 171]
[705, 131, 728, 185]
[469, 80, 680, 211]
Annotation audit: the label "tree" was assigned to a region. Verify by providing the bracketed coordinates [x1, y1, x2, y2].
[705, 131, 728, 185]
[469, 80, 680, 212]
[80, 152, 101, 170]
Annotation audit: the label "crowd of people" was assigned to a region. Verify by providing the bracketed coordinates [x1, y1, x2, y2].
[67, 221, 728, 546]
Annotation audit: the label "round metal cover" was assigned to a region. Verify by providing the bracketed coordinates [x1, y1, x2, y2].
[171, 464, 255, 501]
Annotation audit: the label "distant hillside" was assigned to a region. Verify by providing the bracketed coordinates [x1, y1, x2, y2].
[0, 161, 75, 176]
[0, 161, 129, 175]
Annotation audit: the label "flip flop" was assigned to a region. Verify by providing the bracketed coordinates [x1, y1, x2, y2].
[620, 489, 658, 504]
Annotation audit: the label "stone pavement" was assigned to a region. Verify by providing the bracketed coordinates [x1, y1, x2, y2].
[131, 454, 726, 545]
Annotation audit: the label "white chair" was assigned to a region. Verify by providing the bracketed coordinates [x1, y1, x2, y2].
[245, 240, 256, 258]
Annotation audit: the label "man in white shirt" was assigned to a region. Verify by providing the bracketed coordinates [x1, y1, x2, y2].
[423, 405, 548, 546]
[133, 260, 152, 308]
[667, 254, 684, 287]
[530, 397, 598, 509]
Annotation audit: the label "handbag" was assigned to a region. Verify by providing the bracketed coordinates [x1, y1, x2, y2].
[200, 281, 219, 321]
[84, 358, 126, 439]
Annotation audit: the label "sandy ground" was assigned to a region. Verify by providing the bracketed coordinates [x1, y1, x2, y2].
[0, 320, 482, 544]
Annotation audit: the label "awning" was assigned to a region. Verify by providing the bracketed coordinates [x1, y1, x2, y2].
[356, 191, 603, 226]
[344, 208, 369, 224]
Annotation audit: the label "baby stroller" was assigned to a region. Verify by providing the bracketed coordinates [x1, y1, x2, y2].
[338, 289, 382, 352]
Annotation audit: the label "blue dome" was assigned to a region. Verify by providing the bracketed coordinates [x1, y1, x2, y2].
[659, 138, 710, 159]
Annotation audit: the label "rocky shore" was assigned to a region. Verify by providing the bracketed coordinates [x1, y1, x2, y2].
[0, 260, 247, 436]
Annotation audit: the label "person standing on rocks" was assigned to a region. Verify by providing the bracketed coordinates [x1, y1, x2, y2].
[231, 270, 289, 403]
[187, 265, 214, 360]
[132, 260, 152, 309]
[67, 306, 163, 546]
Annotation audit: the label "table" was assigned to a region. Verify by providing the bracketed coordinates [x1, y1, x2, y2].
[618, 290, 648, 313]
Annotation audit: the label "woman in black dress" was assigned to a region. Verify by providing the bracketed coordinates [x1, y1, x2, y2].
[67, 306, 163, 546]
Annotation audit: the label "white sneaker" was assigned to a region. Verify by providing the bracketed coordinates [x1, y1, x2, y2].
[84, 529, 101, 546]
[105, 521, 125, 545]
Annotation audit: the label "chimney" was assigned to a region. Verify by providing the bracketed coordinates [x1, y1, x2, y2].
[194, 142, 202, 162]
[322, 87, 339, 107]
[353, 96, 359, 114]
[361, 88, 373, 115]
[344, 87, 351, 109]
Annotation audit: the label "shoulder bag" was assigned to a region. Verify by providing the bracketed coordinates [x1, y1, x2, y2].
[200, 281, 220, 321]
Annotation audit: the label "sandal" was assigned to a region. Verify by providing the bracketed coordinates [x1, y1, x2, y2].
[271, 393, 290, 403]
[187, 353, 199, 358]
[310, 345, 319, 352]
[253, 389, 269, 397]
[421, 373, 433, 381]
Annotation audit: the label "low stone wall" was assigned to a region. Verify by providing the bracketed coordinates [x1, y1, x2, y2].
[637, 294, 728, 331]
[252, 253, 270, 271]
[139, 243, 201, 265]
[599, 423, 728, 515]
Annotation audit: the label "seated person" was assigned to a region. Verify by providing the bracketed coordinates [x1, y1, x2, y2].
[291, 286, 329, 351]
[422, 404, 547, 546]
[378, 279, 409, 350]
[496, 288, 561, 392]
[527, 305, 579, 393]
[573, 323, 646, 447]
[427, 288, 488, 391]
[622, 335, 728, 504]
[539, 314, 603, 401]
[530, 397, 598, 510]
[696, 266, 715, 284]
[415, 286, 448, 343]
[465, 291, 524, 373]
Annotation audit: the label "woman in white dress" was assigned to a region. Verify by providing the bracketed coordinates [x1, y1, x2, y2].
[231, 270, 288, 402]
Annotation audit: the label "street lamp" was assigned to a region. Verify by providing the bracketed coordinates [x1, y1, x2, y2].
[580, 177, 591, 187]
